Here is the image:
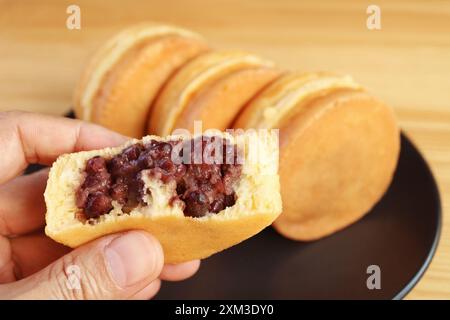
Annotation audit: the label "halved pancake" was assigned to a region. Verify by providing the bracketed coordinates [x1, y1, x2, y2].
[45, 132, 281, 263]
[234, 72, 400, 240]
[148, 51, 276, 135]
[74, 23, 209, 138]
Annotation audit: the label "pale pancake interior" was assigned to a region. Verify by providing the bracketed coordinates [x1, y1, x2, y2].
[45, 132, 282, 262]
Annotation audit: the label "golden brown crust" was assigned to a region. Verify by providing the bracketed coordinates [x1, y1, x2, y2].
[45, 133, 282, 263]
[49, 209, 278, 264]
[273, 89, 399, 240]
[173, 66, 282, 132]
[73, 23, 209, 138]
[234, 72, 400, 241]
[148, 51, 275, 136]
[233, 72, 361, 129]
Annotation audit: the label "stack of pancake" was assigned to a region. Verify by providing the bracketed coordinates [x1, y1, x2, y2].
[74, 23, 400, 241]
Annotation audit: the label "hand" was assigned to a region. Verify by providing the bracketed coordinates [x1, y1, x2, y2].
[0, 111, 200, 299]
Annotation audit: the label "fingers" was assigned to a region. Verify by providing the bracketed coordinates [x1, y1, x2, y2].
[0, 111, 127, 185]
[9, 234, 200, 286]
[0, 169, 49, 236]
[128, 261, 201, 300]
[9, 232, 70, 280]
[0, 235, 16, 283]
[129, 279, 161, 300]
[160, 260, 201, 282]
[0, 231, 164, 299]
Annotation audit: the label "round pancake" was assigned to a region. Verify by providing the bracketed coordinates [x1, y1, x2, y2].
[148, 51, 275, 136]
[233, 72, 361, 129]
[74, 23, 209, 137]
[174, 66, 282, 132]
[275, 89, 400, 240]
[234, 72, 400, 240]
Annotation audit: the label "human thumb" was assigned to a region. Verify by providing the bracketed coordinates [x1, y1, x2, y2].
[1, 231, 164, 299]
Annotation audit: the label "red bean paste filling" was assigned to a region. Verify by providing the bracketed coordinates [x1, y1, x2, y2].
[75, 136, 242, 220]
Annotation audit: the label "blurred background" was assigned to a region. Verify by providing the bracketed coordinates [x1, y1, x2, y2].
[0, 0, 449, 299]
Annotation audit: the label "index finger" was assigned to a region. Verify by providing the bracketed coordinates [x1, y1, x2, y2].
[0, 111, 128, 185]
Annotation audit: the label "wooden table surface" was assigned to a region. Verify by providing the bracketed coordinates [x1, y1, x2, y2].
[0, 0, 449, 299]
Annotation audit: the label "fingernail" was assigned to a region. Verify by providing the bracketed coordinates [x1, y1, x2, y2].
[105, 231, 162, 288]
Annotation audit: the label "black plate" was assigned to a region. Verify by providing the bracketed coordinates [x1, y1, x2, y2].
[27, 124, 441, 300]
[155, 133, 441, 300]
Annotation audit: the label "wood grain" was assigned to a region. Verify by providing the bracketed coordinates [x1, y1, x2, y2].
[0, 0, 449, 299]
